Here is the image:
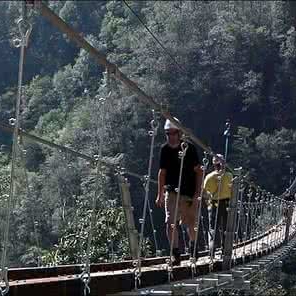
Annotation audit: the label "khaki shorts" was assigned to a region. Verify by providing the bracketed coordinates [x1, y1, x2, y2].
[165, 191, 197, 225]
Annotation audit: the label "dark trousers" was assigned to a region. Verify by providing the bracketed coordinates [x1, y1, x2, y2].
[198, 198, 209, 251]
[210, 199, 229, 251]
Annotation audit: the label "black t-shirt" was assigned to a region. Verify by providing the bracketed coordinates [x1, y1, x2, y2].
[159, 141, 200, 197]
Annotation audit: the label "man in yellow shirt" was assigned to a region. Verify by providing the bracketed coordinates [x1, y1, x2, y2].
[203, 154, 233, 253]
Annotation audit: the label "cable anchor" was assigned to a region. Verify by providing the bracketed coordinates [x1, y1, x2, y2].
[12, 18, 32, 48]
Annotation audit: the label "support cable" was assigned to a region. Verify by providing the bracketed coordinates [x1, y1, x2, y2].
[142, 112, 160, 255]
[249, 201, 255, 254]
[258, 191, 265, 247]
[254, 192, 261, 254]
[106, 215, 115, 262]
[0, 5, 32, 295]
[122, 0, 185, 73]
[134, 111, 159, 290]
[233, 183, 244, 262]
[97, 84, 115, 263]
[200, 214, 208, 253]
[263, 193, 270, 247]
[276, 199, 283, 246]
[190, 153, 209, 277]
[242, 188, 252, 260]
[280, 199, 285, 242]
[272, 197, 279, 247]
[146, 198, 160, 256]
[181, 225, 189, 255]
[0, 123, 157, 184]
[167, 141, 188, 283]
[278, 201, 289, 242]
[79, 88, 109, 294]
[223, 120, 231, 163]
[18, 141, 41, 266]
[264, 194, 270, 248]
[79, 158, 101, 296]
[267, 197, 274, 249]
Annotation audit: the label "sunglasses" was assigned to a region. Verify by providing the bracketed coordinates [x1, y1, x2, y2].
[165, 130, 179, 136]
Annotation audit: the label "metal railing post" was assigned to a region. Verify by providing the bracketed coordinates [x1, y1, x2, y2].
[118, 175, 139, 259]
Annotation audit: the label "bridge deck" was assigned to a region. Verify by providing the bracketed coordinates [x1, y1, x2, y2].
[1, 223, 290, 296]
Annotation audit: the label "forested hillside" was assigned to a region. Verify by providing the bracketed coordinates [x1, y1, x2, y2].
[0, 1, 296, 268]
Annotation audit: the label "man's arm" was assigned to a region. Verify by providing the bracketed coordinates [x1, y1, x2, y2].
[194, 165, 203, 199]
[156, 168, 166, 207]
[203, 173, 214, 205]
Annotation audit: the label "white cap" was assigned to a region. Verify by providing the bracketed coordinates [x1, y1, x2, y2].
[164, 118, 180, 130]
[213, 154, 225, 165]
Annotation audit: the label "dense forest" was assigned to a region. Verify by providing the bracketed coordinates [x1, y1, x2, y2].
[0, 1, 296, 282]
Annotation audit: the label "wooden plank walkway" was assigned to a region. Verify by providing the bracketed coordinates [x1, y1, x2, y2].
[1, 219, 294, 296]
[109, 223, 294, 296]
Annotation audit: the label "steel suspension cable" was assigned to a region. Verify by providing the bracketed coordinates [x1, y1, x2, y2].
[98, 84, 116, 263]
[181, 225, 188, 255]
[233, 183, 244, 261]
[0, 6, 32, 295]
[249, 202, 255, 254]
[265, 193, 272, 247]
[80, 160, 101, 296]
[266, 195, 274, 249]
[190, 154, 209, 275]
[79, 90, 110, 294]
[134, 112, 159, 289]
[142, 113, 160, 255]
[258, 191, 265, 244]
[200, 214, 208, 252]
[279, 199, 286, 243]
[274, 199, 281, 246]
[167, 141, 188, 283]
[146, 198, 159, 255]
[106, 214, 115, 262]
[122, 0, 185, 73]
[0, 123, 157, 185]
[254, 191, 261, 253]
[18, 142, 41, 266]
[242, 188, 252, 260]
[267, 198, 275, 249]
[272, 199, 281, 247]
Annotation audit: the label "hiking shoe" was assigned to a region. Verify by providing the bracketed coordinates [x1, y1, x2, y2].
[189, 241, 200, 259]
[172, 248, 181, 266]
[172, 255, 181, 266]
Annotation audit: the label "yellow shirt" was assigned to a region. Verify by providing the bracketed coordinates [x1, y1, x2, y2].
[203, 170, 233, 200]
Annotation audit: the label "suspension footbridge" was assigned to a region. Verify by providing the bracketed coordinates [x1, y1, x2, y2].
[1, 2, 296, 296]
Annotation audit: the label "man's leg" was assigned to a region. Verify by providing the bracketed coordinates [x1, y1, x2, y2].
[210, 203, 221, 254]
[180, 198, 196, 240]
[221, 200, 229, 252]
[200, 199, 209, 250]
[216, 204, 223, 249]
[180, 198, 203, 258]
[165, 192, 181, 265]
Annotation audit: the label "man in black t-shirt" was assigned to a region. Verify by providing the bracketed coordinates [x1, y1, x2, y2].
[156, 118, 203, 266]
